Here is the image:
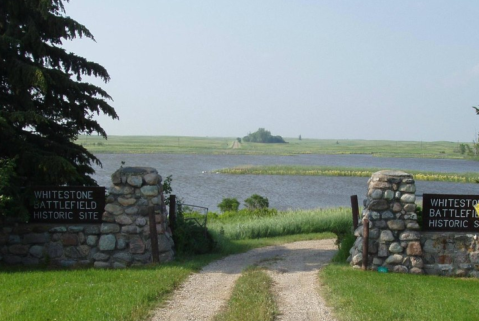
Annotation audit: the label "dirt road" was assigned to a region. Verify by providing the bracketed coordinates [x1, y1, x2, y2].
[150, 239, 337, 321]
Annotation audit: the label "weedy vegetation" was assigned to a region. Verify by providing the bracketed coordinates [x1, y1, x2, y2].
[218, 165, 479, 184]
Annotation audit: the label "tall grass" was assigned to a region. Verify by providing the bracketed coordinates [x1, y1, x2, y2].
[207, 208, 352, 241]
[218, 165, 479, 184]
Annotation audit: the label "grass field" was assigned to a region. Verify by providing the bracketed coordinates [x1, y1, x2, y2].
[77, 135, 470, 159]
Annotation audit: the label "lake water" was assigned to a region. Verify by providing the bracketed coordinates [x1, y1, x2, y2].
[92, 154, 479, 212]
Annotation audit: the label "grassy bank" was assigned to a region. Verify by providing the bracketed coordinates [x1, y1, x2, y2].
[77, 135, 469, 159]
[217, 165, 479, 183]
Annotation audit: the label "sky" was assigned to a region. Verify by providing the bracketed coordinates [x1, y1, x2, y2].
[63, 0, 479, 142]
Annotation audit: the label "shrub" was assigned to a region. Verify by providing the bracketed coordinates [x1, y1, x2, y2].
[172, 202, 215, 255]
[218, 197, 240, 213]
[161, 176, 215, 254]
[244, 194, 269, 210]
[173, 219, 215, 255]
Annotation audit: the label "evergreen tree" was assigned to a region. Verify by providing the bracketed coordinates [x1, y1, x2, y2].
[0, 0, 118, 218]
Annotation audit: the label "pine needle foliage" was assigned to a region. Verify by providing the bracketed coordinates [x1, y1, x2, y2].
[0, 0, 118, 218]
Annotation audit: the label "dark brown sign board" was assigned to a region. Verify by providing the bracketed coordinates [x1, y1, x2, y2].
[30, 186, 105, 223]
[422, 193, 479, 232]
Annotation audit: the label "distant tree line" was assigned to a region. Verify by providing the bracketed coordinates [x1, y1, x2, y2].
[457, 143, 478, 156]
[243, 128, 286, 144]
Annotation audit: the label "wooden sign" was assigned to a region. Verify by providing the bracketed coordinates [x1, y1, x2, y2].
[422, 194, 479, 232]
[30, 186, 105, 223]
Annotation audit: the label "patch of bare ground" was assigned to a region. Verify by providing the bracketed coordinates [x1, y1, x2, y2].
[231, 140, 240, 149]
[150, 239, 337, 321]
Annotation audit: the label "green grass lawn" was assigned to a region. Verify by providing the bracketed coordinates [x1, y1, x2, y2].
[320, 264, 479, 321]
[0, 258, 213, 321]
[77, 135, 470, 159]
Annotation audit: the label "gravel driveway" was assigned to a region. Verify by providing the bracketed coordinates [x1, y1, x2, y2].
[150, 239, 338, 321]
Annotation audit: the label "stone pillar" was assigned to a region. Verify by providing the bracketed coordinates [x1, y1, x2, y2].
[349, 170, 423, 274]
[94, 167, 174, 268]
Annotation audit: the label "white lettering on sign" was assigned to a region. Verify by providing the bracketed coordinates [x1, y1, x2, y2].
[33, 200, 98, 211]
[33, 211, 74, 220]
[31, 187, 104, 223]
[428, 219, 469, 228]
[428, 208, 477, 219]
[79, 212, 99, 220]
[34, 190, 94, 200]
[423, 194, 479, 232]
[430, 198, 479, 208]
